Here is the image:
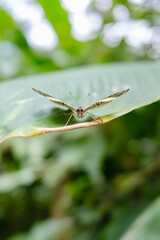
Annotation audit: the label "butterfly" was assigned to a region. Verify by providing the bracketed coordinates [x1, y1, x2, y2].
[32, 88, 129, 125]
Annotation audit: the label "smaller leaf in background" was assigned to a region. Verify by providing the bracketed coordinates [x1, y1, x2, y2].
[101, 203, 146, 240]
[0, 168, 36, 193]
[8, 219, 72, 240]
[120, 198, 160, 240]
[37, 0, 82, 53]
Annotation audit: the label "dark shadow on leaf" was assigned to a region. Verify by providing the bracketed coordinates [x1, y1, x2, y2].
[33, 107, 91, 128]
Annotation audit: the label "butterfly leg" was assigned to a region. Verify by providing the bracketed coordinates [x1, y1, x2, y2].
[86, 112, 102, 124]
[65, 114, 74, 126]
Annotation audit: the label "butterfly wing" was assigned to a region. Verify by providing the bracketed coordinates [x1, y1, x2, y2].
[32, 88, 76, 112]
[84, 88, 129, 113]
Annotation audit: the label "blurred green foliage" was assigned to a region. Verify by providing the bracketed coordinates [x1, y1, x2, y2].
[0, 0, 160, 239]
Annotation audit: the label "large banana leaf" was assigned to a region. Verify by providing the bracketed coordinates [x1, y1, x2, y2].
[0, 62, 160, 143]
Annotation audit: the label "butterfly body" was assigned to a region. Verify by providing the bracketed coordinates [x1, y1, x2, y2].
[32, 88, 129, 125]
[76, 107, 85, 118]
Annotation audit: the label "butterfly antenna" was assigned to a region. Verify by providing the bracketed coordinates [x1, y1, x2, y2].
[69, 92, 80, 107]
[80, 93, 90, 106]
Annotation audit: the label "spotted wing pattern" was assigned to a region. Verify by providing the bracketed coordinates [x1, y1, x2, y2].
[32, 88, 76, 112]
[84, 88, 129, 113]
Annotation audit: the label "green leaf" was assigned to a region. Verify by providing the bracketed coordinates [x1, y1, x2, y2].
[0, 168, 36, 193]
[0, 62, 160, 143]
[0, 9, 28, 47]
[120, 198, 160, 240]
[37, 0, 82, 53]
[0, 9, 55, 77]
[8, 219, 72, 240]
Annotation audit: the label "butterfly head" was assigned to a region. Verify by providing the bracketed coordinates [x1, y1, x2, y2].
[76, 107, 84, 118]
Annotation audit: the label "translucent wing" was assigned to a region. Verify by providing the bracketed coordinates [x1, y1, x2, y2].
[32, 88, 76, 112]
[84, 88, 129, 113]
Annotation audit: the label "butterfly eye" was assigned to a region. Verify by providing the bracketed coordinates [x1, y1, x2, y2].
[77, 109, 79, 112]
[81, 109, 83, 112]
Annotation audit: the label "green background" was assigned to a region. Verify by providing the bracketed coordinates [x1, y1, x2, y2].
[0, 0, 160, 240]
